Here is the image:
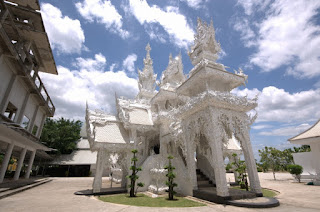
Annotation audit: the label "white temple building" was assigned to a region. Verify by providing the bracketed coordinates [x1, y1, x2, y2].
[86, 18, 262, 201]
[289, 119, 320, 185]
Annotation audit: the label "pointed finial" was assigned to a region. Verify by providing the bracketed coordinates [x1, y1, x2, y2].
[169, 53, 172, 61]
[146, 43, 151, 52]
[210, 18, 214, 28]
[197, 17, 201, 26]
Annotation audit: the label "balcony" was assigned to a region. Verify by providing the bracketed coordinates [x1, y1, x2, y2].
[0, 0, 56, 116]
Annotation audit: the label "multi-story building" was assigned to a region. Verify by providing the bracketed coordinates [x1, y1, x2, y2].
[0, 0, 57, 183]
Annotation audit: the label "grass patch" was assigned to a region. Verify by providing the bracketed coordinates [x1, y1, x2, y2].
[98, 193, 206, 207]
[231, 186, 278, 198]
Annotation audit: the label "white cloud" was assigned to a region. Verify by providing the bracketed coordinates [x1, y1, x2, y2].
[73, 53, 107, 71]
[128, 0, 194, 49]
[233, 18, 255, 47]
[235, 0, 320, 78]
[41, 3, 85, 54]
[259, 123, 311, 137]
[236, 0, 272, 16]
[251, 124, 272, 130]
[122, 54, 137, 72]
[40, 54, 138, 120]
[181, 0, 208, 9]
[75, 0, 129, 39]
[233, 86, 320, 123]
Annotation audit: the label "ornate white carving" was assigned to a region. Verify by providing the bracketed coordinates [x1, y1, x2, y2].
[137, 43, 157, 100]
[86, 18, 262, 198]
[159, 53, 186, 90]
[188, 18, 221, 66]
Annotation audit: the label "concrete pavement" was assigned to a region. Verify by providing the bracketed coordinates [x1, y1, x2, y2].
[0, 173, 319, 212]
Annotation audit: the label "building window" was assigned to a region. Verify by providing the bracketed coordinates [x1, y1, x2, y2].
[32, 125, 38, 135]
[21, 116, 30, 130]
[4, 102, 17, 121]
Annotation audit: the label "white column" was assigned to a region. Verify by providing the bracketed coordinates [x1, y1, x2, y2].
[0, 143, 14, 183]
[238, 130, 262, 195]
[204, 112, 229, 197]
[24, 150, 36, 179]
[13, 148, 27, 180]
[185, 132, 197, 190]
[92, 150, 107, 193]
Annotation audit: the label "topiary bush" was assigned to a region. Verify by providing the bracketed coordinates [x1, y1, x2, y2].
[165, 155, 177, 200]
[287, 164, 303, 183]
[127, 149, 143, 197]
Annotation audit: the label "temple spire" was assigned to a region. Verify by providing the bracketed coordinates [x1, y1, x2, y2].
[189, 17, 221, 66]
[137, 43, 157, 100]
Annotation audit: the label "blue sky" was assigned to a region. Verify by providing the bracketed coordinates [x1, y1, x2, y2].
[39, 0, 320, 157]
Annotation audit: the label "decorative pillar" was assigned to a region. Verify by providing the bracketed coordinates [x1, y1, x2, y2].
[238, 129, 262, 195]
[185, 131, 197, 190]
[25, 150, 36, 179]
[0, 143, 14, 183]
[14, 148, 27, 180]
[204, 112, 229, 197]
[93, 150, 107, 193]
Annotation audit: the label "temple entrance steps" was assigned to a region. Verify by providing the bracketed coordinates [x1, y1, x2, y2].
[194, 169, 262, 205]
[196, 169, 215, 188]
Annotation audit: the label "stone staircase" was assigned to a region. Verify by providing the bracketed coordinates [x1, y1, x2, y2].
[196, 169, 216, 188]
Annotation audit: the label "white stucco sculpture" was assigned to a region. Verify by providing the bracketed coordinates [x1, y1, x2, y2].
[86, 18, 262, 198]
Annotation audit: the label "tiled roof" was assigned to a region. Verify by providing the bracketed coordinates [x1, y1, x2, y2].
[289, 119, 320, 141]
[50, 150, 97, 165]
[95, 122, 129, 144]
[129, 108, 153, 125]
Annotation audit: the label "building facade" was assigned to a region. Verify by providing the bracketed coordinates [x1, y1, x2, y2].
[0, 0, 57, 183]
[86, 18, 262, 199]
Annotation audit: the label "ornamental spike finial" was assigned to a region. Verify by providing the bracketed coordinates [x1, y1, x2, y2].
[145, 43, 151, 58]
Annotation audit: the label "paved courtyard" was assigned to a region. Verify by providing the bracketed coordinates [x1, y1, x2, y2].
[0, 172, 319, 212]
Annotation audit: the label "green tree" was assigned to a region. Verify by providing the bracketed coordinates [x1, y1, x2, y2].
[287, 164, 303, 183]
[293, 145, 311, 153]
[281, 148, 294, 171]
[40, 118, 82, 154]
[258, 146, 283, 180]
[127, 149, 143, 197]
[164, 155, 178, 200]
[231, 153, 248, 189]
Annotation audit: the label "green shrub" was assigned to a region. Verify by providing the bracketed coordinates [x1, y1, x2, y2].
[287, 164, 303, 183]
[127, 149, 143, 197]
[165, 155, 177, 200]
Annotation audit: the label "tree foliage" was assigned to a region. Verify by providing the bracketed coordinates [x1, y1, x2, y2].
[287, 164, 303, 183]
[40, 118, 82, 154]
[259, 146, 283, 180]
[164, 155, 178, 200]
[258, 145, 310, 177]
[127, 149, 143, 197]
[231, 153, 248, 190]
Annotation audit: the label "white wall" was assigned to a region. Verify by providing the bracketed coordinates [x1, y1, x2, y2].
[0, 56, 13, 103]
[8, 78, 27, 111]
[293, 152, 316, 175]
[24, 95, 37, 120]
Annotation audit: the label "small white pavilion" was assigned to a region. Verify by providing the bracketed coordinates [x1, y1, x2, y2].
[289, 119, 320, 185]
